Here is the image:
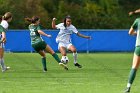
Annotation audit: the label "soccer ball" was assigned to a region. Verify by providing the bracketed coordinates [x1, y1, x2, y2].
[61, 56, 69, 64]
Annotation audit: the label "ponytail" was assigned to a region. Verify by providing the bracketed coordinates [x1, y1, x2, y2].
[25, 17, 32, 23]
[0, 15, 3, 22]
[64, 18, 67, 28]
[0, 12, 12, 23]
[3, 12, 12, 20]
[25, 16, 40, 23]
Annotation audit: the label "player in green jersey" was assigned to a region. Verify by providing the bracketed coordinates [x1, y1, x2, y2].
[0, 12, 12, 72]
[124, 18, 140, 93]
[25, 16, 68, 72]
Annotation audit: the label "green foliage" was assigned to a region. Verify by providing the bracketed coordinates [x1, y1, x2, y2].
[0, 0, 139, 29]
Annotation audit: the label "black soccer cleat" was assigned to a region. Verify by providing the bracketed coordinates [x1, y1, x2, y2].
[64, 66, 68, 70]
[59, 62, 68, 70]
[74, 63, 82, 68]
[124, 87, 130, 93]
[43, 68, 47, 72]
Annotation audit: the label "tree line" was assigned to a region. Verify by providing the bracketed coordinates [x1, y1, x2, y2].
[0, 0, 140, 29]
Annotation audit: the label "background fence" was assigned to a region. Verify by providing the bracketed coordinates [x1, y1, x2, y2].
[5, 29, 136, 52]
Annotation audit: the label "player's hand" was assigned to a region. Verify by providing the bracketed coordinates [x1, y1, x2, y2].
[129, 11, 134, 16]
[87, 36, 92, 40]
[52, 18, 57, 21]
[47, 35, 52, 38]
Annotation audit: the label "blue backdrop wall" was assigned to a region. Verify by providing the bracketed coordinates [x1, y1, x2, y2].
[5, 29, 136, 52]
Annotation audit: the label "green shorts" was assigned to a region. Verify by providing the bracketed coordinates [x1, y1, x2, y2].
[32, 41, 47, 52]
[134, 46, 140, 56]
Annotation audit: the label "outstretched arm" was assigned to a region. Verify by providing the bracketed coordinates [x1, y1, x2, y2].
[129, 9, 140, 16]
[77, 32, 91, 39]
[128, 27, 137, 36]
[52, 18, 57, 29]
[38, 30, 51, 37]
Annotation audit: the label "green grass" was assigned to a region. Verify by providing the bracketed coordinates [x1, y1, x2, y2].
[0, 52, 139, 93]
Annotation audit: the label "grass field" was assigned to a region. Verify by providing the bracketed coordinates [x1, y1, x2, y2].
[0, 52, 140, 93]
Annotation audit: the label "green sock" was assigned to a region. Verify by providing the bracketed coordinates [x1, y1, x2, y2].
[128, 68, 137, 84]
[52, 53, 61, 63]
[42, 57, 47, 69]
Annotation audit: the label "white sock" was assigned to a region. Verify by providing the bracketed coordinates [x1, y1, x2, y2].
[73, 52, 77, 64]
[0, 58, 6, 70]
[127, 83, 131, 88]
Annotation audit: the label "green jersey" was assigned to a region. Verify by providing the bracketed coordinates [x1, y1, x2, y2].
[0, 25, 6, 41]
[132, 18, 140, 46]
[29, 24, 43, 45]
[0, 25, 6, 33]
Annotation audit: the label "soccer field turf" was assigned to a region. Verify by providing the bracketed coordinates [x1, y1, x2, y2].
[0, 53, 140, 93]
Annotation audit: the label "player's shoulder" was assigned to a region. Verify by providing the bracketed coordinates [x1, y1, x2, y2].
[0, 20, 8, 29]
[69, 24, 76, 29]
[135, 18, 140, 22]
[29, 24, 37, 28]
[1, 20, 8, 24]
[57, 23, 64, 26]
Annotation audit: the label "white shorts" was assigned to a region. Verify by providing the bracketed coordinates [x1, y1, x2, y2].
[58, 42, 72, 50]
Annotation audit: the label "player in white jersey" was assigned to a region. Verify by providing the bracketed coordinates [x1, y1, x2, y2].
[0, 12, 12, 72]
[52, 15, 91, 68]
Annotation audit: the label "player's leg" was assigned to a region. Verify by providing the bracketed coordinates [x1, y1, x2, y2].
[125, 53, 140, 92]
[59, 45, 67, 59]
[59, 46, 69, 63]
[32, 42, 47, 72]
[45, 44, 61, 63]
[38, 50, 47, 72]
[45, 45, 68, 70]
[68, 45, 82, 68]
[0, 46, 9, 72]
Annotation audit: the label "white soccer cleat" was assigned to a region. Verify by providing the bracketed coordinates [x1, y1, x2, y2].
[2, 66, 10, 72]
[59, 63, 68, 70]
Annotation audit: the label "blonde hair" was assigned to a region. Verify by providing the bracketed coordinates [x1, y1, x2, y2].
[3, 12, 12, 20]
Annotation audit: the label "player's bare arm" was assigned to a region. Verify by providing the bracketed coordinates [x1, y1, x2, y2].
[77, 32, 91, 39]
[129, 9, 140, 16]
[38, 30, 52, 37]
[52, 18, 57, 29]
[128, 27, 137, 36]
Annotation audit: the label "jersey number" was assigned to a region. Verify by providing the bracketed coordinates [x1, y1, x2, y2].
[30, 29, 36, 36]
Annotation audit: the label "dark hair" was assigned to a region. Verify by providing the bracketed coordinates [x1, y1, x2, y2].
[3, 12, 12, 20]
[64, 15, 71, 28]
[0, 15, 3, 22]
[25, 16, 40, 23]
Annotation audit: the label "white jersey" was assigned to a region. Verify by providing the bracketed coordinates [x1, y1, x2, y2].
[56, 23, 78, 43]
[0, 20, 9, 30]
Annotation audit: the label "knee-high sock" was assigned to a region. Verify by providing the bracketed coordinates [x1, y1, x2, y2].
[0, 58, 6, 70]
[42, 57, 47, 69]
[73, 52, 77, 64]
[52, 53, 61, 63]
[127, 68, 137, 87]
